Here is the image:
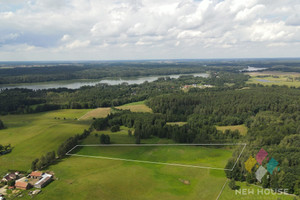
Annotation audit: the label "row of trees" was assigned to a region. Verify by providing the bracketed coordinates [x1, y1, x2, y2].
[30, 129, 91, 171]
[31, 151, 56, 171]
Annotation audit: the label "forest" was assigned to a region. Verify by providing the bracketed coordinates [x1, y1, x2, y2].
[1, 59, 300, 84]
[0, 72, 247, 115]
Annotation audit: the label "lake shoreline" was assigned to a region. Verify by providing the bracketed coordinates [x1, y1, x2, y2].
[0, 73, 209, 90]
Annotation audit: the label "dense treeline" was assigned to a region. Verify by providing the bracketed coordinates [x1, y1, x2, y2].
[147, 86, 300, 122]
[0, 61, 254, 84]
[0, 62, 208, 84]
[92, 110, 241, 144]
[147, 85, 300, 195]
[225, 111, 300, 195]
[1, 59, 299, 84]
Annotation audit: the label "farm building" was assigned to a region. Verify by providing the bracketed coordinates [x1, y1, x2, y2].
[29, 171, 43, 179]
[15, 181, 30, 190]
[34, 173, 52, 189]
[1, 173, 17, 182]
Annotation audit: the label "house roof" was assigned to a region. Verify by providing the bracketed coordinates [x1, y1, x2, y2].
[15, 181, 28, 188]
[30, 171, 43, 177]
[3, 173, 16, 181]
[35, 173, 52, 186]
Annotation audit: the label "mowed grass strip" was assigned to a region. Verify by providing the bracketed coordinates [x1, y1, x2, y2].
[116, 101, 152, 113]
[216, 125, 248, 136]
[0, 110, 91, 174]
[71, 145, 235, 169]
[78, 107, 111, 120]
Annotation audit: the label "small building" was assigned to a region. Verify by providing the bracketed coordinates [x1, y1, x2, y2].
[2, 173, 17, 182]
[15, 181, 30, 190]
[34, 173, 52, 189]
[30, 171, 43, 179]
[32, 190, 41, 195]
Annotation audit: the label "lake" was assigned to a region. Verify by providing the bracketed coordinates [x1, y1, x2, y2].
[0, 73, 209, 90]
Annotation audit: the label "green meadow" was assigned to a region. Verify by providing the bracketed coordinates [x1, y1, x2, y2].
[0, 109, 297, 200]
[246, 72, 300, 87]
[71, 145, 233, 169]
[216, 124, 248, 136]
[0, 109, 91, 175]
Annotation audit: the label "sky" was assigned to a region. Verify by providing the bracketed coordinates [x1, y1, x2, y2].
[0, 0, 299, 61]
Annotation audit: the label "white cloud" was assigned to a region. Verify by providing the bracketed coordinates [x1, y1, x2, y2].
[0, 0, 300, 60]
[65, 40, 90, 49]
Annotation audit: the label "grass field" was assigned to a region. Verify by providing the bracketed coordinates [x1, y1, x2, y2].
[78, 101, 152, 120]
[116, 101, 152, 113]
[216, 125, 248, 136]
[36, 156, 228, 200]
[31, 128, 238, 200]
[1, 109, 297, 200]
[0, 109, 91, 175]
[246, 71, 300, 87]
[70, 145, 234, 169]
[78, 107, 111, 120]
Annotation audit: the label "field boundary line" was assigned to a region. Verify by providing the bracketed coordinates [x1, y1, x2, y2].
[66, 143, 247, 171]
[216, 179, 229, 200]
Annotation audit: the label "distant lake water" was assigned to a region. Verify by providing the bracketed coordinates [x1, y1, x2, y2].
[0, 73, 209, 90]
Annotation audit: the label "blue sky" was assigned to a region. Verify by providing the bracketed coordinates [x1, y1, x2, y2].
[0, 0, 299, 61]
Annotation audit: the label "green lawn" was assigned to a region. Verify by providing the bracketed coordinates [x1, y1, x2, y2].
[71, 145, 234, 169]
[115, 100, 152, 113]
[0, 110, 91, 175]
[216, 125, 248, 136]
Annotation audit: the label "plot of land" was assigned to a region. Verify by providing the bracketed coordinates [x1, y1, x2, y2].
[78, 101, 152, 120]
[78, 107, 111, 120]
[0, 110, 90, 175]
[69, 145, 237, 169]
[116, 101, 152, 113]
[216, 125, 248, 136]
[246, 71, 300, 87]
[36, 155, 228, 200]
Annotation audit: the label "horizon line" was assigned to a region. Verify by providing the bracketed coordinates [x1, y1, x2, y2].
[1, 57, 300, 63]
